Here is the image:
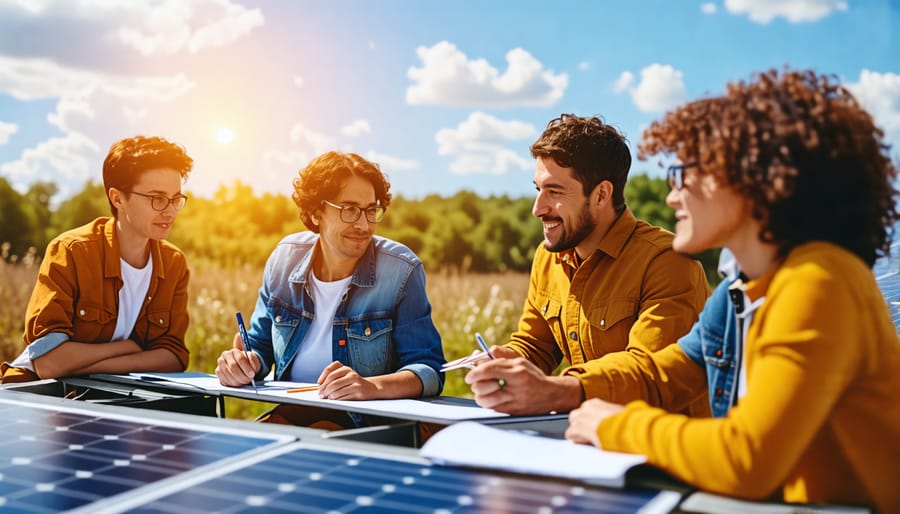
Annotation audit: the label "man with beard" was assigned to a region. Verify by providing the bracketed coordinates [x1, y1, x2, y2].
[466, 114, 709, 416]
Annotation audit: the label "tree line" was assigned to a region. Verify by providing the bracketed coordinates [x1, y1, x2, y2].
[0, 174, 720, 281]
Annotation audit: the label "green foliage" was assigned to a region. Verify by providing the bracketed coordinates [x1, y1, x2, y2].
[51, 180, 108, 233]
[624, 174, 675, 231]
[1, 174, 720, 280]
[0, 177, 36, 257]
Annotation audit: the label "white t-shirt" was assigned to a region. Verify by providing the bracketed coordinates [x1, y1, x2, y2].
[10, 257, 152, 371]
[112, 257, 153, 341]
[735, 287, 765, 401]
[288, 272, 352, 383]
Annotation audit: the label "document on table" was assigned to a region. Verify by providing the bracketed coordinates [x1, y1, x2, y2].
[420, 421, 647, 488]
[91, 372, 508, 421]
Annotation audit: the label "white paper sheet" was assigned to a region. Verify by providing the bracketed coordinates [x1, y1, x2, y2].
[420, 421, 646, 487]
[111, 373, 507, 421]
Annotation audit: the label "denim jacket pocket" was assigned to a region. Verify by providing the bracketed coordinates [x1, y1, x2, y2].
[700, 329, 731, 369]
[269, 303, 301, 358]
[589, 297, 636, 331]
[345, 316, 393, 377]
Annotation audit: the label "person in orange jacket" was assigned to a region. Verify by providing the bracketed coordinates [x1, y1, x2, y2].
[1, 136, 193, 383]
[565, 69, 900, 513]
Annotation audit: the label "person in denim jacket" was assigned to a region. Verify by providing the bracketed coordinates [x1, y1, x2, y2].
[215, 151, 444, 427]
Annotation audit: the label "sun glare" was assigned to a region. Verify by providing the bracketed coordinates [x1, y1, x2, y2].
[215, 126, 235, 145]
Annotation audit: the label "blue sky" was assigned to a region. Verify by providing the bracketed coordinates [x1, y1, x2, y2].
[0, 0, 897, 204]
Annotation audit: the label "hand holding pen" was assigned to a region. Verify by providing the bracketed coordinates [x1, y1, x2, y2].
[234, 312, 258, 392]
[441, 332, 516, 372]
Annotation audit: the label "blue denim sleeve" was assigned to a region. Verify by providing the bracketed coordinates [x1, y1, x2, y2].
[393, 263, 445, 396]
[678, 279, 732, 366]
[247, 256, 277, 380]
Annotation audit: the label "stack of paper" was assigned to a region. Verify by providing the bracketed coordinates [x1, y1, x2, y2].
[420, 421, 646, 488]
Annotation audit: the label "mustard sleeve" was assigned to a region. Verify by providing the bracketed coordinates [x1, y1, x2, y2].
[505, 249, 563, 374]
[596, 265, 862, 500]
[628, 249, 710, 352]
[566, 342, 707, 410]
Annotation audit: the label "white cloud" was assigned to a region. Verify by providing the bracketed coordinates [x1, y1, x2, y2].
[0, 121, 18, 144]
[615, 64, 687, 113]
[406, 41, 568, 108]
[701, 2, 718, 14]
[187, 0, 264, 53]
[612, 71, 634, 93]
[263, 148, 310, 187]
[847, 70, 900, 147]
[0, 55, 195, 102]
[342, 119, 372, 137]
[0, 0, 262, 59]
[365, 151, 420, 171]
[0, 132, 100, 195]
[724, 0, 847, 24]
[577, 61, 591, 71]
[288, 123, 336, 155]
[435, 112, 537, 175]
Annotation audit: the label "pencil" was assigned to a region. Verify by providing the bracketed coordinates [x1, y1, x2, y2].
[286, 386, 319, 393]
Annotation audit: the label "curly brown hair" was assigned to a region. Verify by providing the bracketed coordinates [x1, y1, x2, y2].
[531, 114, 631, 213]
[638, 68, 900, 266]
[102, 135, 193, 217]
[292, 151, 392, 233]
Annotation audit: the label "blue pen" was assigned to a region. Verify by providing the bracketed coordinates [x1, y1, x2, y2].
[475, 332, 495, 360]
[235, 312, 258, 392]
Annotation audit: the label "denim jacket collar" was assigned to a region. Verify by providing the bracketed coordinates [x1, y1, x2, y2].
[288, 236, 377, 289]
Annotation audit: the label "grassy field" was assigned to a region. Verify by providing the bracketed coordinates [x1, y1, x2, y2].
[0, 256, 529, 420]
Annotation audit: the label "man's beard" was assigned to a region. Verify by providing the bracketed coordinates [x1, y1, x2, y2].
[543, 203, 594, 253]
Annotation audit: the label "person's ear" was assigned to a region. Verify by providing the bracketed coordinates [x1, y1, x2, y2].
[592, 181, 613, 208]
[108, 187, 125, 210]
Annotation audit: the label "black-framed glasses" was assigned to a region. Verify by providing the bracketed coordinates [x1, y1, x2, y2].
[666, 163, 697, 190]
[321, 199, 386, 224]
[130, 191, 188, 211]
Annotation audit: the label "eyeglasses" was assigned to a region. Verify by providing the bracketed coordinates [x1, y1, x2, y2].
[130, 191, 188, 211]
[666, 163, 697, 190]
[321, 200, 386, 224]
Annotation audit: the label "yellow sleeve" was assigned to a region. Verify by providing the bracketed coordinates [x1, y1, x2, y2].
[597, 262, 860, 499]
[567, 343, 707, 410]
[628, 249, 709, 352]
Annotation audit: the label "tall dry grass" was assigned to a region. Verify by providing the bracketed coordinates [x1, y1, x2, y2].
[0, 254, 529, 419]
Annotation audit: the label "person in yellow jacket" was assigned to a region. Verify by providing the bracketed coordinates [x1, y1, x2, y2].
[565, 68, 900, 514]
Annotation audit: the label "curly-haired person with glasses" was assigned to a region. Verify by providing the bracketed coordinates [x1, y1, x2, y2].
[215, 151, 444, 429]
[565, 69, 900, 513]
[1, 136, 194, 383]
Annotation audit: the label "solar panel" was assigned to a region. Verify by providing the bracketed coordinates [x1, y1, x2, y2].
[104, 444, 679, 514]
[875, 240, 900, 330]
[0, 395, 291, 514]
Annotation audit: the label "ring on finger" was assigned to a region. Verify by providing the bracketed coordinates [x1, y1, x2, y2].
[497, 378, 506, 389]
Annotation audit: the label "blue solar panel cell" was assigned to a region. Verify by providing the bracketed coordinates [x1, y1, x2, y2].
[0, 397, 287, 514]
[127, 446, 671, 514]
[875, 241, 900, 331]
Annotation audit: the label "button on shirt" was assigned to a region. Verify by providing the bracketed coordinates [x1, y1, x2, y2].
[507, 209, 710, 393]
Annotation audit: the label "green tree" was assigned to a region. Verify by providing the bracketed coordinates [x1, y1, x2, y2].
[50, 180, 108, 235]
[0, 177, 35, 258]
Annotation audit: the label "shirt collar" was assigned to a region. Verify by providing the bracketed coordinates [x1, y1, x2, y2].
[555, 207, 637, 270]
[291, 235, 376, 288]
